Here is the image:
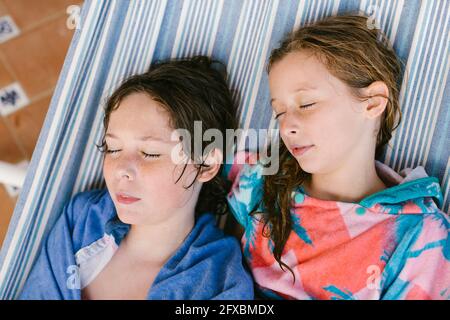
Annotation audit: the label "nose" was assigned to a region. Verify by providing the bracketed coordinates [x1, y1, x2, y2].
[280, 112, 300, 138]
[115, 159, 136, 181]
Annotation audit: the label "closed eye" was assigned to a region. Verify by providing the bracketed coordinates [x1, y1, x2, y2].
[142, 152, 161, 159]
[274, 103, 315, 119]
[300, 103, 315, 109]
[274, 112, 285, 120]
[105, 149, 160, 159]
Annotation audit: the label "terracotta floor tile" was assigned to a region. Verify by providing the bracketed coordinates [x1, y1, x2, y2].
[2, 0, 77, 30]
[0, 183, 16, 248]
[0, 58, 14, 87]
[0, 0, 9, 16]
[0, 14, 74, 99]
[5, 93, 51, 158]
[0, 117, 24, 163]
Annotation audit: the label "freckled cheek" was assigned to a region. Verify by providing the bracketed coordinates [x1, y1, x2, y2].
[138, 163, 191, 203]
[102, 157, 163, 186]
[102, 158, 191, 205]
[102, 157, 115, 185]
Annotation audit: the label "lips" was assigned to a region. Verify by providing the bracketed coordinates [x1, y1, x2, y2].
[290, 144, 314, 157]
[116, 192, 141, 204]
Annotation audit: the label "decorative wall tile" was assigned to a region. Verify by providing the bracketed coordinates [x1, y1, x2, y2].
[5, 93, 51, 158]
[2, 0, 77, 30]
[0, 15, 20, 43]
[0, 14, 73, 98]
[0, 82, 29, 116]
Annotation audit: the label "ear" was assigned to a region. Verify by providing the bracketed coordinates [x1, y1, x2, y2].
[363, 81, 389, 119]
[197, 148, 223, 183]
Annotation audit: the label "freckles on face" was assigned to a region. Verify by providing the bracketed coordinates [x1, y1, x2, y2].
[102, 92, 198, 224]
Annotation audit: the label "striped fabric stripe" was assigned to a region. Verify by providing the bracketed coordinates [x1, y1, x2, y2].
[0, 0, 448, 299]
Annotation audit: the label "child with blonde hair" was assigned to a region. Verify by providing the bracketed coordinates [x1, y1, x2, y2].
[227, 14, 450, 300]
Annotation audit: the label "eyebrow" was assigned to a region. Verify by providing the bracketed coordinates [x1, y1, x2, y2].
[105, 133, 171, 143]
[270, 87, 317, 104]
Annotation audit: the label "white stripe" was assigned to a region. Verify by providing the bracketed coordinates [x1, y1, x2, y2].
[400, 1, 442, 169]
[194, 0, 211, 54]
[381, 0, 391, 38]
[420, 11, 449, 165]
[312, 0, 321, 23]
[200, 0, 215, 54]
[184, 0, 202, 55]
[238, 1, 273, 129]
[360, 0, 369, 15]
[228, 1, 253, 115]
[15, 1, 119, 296]
[389, 0, 404, 44]
[207, 0, 224, 56]
[293, 0, 307, 30]
[0, 0, 103, 294]
[409, 4, 446, 166]
[385, 0, 429, 170]
[242, 1, 279, 132]
[144, 1, 168, 66]
[171, 0, 192, 58]
[234, 2, 268, 121]
[131, 0, 156, 74]
[198, 0, 213, 54]
[331, 0, 340, 15]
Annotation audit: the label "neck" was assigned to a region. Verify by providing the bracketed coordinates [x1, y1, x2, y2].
[121, 211, 195, 265]
[303, 155, 386, 203]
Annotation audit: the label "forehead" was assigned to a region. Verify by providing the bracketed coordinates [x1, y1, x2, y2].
[268, 50, 333, 92]
[107, 92, 173, 136]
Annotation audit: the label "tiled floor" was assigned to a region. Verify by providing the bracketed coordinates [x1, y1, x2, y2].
[0, 0, 82, 247]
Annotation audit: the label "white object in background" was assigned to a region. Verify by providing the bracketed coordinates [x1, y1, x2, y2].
[0, 82, 29, 116]
[0, 15, 20, 44]
[4, 183, 21, 198]
[0, 160, 29, 197]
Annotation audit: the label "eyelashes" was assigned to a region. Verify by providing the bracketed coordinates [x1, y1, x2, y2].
[274, 103, 315, 119]
[105, 149, 161, 159]
[274, 112, 284, 120]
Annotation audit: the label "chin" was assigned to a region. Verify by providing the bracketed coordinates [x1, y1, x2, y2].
[115, 208, 144, 225]
[296, 158, 319, 174]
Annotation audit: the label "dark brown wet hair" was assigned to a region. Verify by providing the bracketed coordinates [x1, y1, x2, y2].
[97, 56, 238, 217]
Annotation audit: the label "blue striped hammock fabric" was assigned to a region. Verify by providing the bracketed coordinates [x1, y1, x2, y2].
[0, 0, 448, 299]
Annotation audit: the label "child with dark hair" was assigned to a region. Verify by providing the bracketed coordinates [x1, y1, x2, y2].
[19, 56, 254, 300]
